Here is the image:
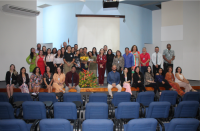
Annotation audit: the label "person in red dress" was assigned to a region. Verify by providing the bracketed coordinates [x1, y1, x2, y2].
[36, 50, 45, 75]
[97, 48, 107, 86]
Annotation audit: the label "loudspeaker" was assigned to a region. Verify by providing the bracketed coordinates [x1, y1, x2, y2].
[103, 1, 119, 8]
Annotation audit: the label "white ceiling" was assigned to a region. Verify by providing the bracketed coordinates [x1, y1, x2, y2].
[37, 0, 85, 6]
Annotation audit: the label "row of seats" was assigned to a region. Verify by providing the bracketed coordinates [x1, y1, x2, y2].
[0, 117, 199, 131]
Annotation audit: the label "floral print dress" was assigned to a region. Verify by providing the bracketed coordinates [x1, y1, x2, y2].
[30, 74, 43, 88]
[19, 77, 29, 93]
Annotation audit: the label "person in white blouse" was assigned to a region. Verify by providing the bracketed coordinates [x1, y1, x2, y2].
[44, 48, 54, 73]
[151, 46, 163, 78]
[175, 67, 197, 93]
[53, 49, 64, 73]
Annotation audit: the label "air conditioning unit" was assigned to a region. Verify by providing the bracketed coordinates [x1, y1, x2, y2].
[2, 4, 40, 16]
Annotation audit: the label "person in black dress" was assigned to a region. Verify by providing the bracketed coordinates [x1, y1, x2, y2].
[132, 66, 146, 92]
[74, 50, 81, 74]
[43, 66, 53, 93]
[6, 64, 18, 98]
[121, 68, 132, 95]
[106, 49, 114, 74]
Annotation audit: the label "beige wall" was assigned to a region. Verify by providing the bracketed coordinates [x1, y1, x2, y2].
[162, 1, 183, 27]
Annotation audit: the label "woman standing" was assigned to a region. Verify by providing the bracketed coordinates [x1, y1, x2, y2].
[18, 67, 30, 93]
[43, 66, 53, 93]
[6, 64, 18, 98]
[106, 49, 114, 74]
[61, 47, 65, 57]
[121, 68, 132, 95]
[44, 48, 54, 73]
[130, 45, 141, 69]
[36, 50, 45, 75]
[92, 47, 98, 57]
[155, 68, 172, 90]
[26, 48, 37, 73]
[175, 67, 196, 93]
[52, 48, 57, 56]
[80, 47, 89, 71]
[112, 50, 124, 75]
[30, 67, 43, 95]
[97, 48, 107, 86]
[42, 46, 47, 56]
[71, 47, 75, 54]
[144, 66, 161, 95]
[63, 46, 74, 74]
[88, 51, 97, 77]
[133, 66, 146, 92]
[74, 50, 81, 74]
[79, 48, 83, 55]
[53, 49, 64, 73]
[53, 67, 65, 93]
[165, 66, 185, 96]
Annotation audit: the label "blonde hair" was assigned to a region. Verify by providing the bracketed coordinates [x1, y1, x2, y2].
[10, 64, 18, 76]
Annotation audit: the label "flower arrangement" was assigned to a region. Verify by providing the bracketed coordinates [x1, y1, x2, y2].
[80, 56, 89, 61]
[79, 69, 98, 88]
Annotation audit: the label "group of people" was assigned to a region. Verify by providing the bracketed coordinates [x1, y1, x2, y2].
[5, 42, 196, 98]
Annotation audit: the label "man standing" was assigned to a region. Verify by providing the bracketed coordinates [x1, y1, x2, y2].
[103, 45, 108, 55]
[140, 47, 150, 75]
[65, 66, 80, 93]
[36, 43, 41, 54]
[152, 46, 163, 77]
[163, 44, 175, 74]
[123, 47, 134, 78]
[74, 44, 78, 52]
[107, 65, 122, 97]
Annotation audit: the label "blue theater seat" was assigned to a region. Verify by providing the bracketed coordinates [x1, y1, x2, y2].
[0, 102, 15, 119]
[38, 93, 58, 103]
[159, 91, 178, 106]
[182, 92, 200, 102]
[0, 93, 9, 102]
[82, 119, 113, 131]
[63, 93, 83, 104]
[89, 93, 107, 103]
[136, 92, 155, 106]
[112, 92, 131, 107]
[13, 93, 32, 102]
[0, 119, 30, 131]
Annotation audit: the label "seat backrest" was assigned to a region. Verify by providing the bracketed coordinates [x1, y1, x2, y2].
[146, 102, 171, 118]
[54, 102, 77, 120]
[13, 93, 32, 102]
[136, 92, 155, 106]
[116, 102, 140, 119]
[0, 102, 15, 119]
[85, 102, 108, 119]
[39, 119, 72, 131]
[159, 91, 177, 105]
[182, 92, 200, 102]
[22, 101, 46, 120]
[174, 101, 199, 118]
[63, 93, 83, 104]
[0, 119, 28, 131]
[112, 92, 131, 107]
[82, 119, 113, 131]
[0, 93, 9, 102]
[38, 93, 57, 103]
[89, 93, 107, 103]
[125, 118, 157, 131]
[167, 118, 199, 131]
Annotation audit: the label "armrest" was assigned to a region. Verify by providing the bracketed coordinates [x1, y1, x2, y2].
[111, 104, 115, 118]
[140, 103, 146, 118]
[131, 95, 136, 102]
[107, 95, 112, 105]
[73, 119, 80, 131]
[43, 101, 53, 108]
[31, 94, 38, 101]
[169, 105, 174, 120]
[156, 118, 165, 131]
[56, 92, 63, 102]
[113, 118, 120, 131]
[30, 119, 40, 131]
[154, 95, 159, 101]
[13, 101, 24, 108]
[176, 95, 182, 104]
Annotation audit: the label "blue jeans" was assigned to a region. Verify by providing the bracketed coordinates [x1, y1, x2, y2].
[141, 66, 147, 75]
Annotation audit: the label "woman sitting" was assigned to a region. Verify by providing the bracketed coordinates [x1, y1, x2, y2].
[17, 67, 30, 93]
[121, 68, 132, 95]
[165, 66, 185, 96]
[52, 67, 65, 93]
[30, 67, 43, 95]
[6, 64, 18, 98]
[43, 66, 53, 93]
[132, 66, 146, 92]
[144, 66, 161, 95]
[175, 67, 196, 93]
[155, 68, 172, 90]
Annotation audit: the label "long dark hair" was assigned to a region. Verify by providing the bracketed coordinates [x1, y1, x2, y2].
[158, 68, 164, 76]
[55, 66, 63, 74]
[175, 67, 182, 73]
[42, 46, 46, 54]
[131, 45, 138, 52]
[32, 67, 41, 75]
[20, 67, 26, 75]
[88, 51, 92, 58]
[55, 49, 63, 58]
[134, 66, 142, 75]
[52, 48, 57, 54]
[92, 47, 98, 56]
[147, 66, 153, 77]
[30, 48, 34, 59]
[107, 49, 114, 56]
